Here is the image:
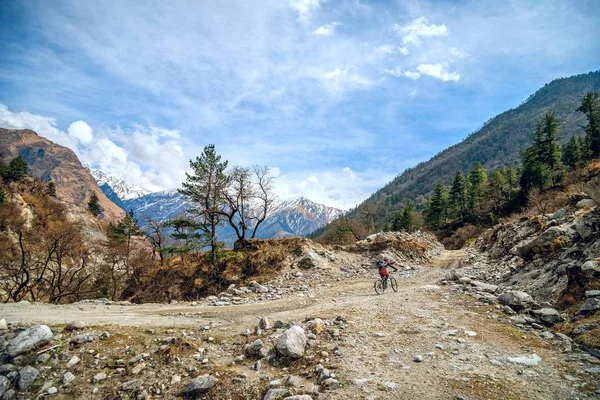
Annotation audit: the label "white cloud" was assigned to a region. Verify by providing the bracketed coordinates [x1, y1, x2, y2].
[394, 17, 448, 46]
[398, 46, 409, 55]
[324, 66, 373, 92]
[374, 44, 396, 54]
[68, 120, 93, 144]
[312, 22, 340, 36]
[289, 0, 323, 22]
[383, 68, 421, 80]
[416, 63, 460, 82]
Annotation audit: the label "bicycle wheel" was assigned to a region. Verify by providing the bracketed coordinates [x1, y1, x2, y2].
[374, 279, 385, 295]
[390, 277, 398, 292]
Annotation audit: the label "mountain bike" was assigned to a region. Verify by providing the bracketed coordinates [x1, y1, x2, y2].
[374, 274, 398, 295]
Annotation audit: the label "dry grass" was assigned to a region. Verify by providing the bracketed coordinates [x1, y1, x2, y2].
[550, 235, 569, 253]
[450, 375, 528, 400]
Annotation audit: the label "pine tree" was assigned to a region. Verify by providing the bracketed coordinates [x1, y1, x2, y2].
[467, 163, 487, 220]
[562, 136, 583, 170]
[449, 171, 468, 222]
[47, 181, 57, 198]
[3, 156, 28, 181]
[87, 192, 101, 216]
[426, 183, 448, 229]
[578, 92, 600, 159]
[179, 144, 230, 266]
[539, 112, 563, 184]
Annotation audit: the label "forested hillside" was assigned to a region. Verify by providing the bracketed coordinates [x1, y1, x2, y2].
[335, 71, 600, 229]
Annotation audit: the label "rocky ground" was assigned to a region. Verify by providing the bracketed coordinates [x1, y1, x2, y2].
[1, 243, 599, 399]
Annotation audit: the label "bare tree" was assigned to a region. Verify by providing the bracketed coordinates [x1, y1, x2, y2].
[144, 216, 166, 264]
[219, 166, 275, 248]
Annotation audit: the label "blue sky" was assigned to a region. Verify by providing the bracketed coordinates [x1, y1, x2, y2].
[1, 0, 599, 209]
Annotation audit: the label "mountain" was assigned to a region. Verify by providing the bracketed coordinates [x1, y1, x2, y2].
[0, 128, 125, 222]
[322, 70, 600, 231]
[89, 169, 151, 200]
[95, 178, 342, 241]
[258, 197, 344, 238]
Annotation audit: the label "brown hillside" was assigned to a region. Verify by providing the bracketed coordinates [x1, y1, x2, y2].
[0, 128, 125, 222]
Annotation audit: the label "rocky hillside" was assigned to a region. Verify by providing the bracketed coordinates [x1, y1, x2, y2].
[323, 70, 600, 231]
[441, 168, 600, 354]
[0, 129, 124, 222]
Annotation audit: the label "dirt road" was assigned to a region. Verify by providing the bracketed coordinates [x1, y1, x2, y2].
[1, 250, 598, 399]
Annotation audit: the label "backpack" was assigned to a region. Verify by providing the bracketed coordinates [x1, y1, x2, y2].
[376, 260, 384, 270]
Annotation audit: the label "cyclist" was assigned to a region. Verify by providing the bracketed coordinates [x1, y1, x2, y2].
[376, 257, 398, 288]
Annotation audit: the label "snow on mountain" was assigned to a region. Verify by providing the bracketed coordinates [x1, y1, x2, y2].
[89, 169, 151, 200]
[91, 168, 344, 241]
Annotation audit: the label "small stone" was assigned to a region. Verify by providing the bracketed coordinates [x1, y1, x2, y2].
[413, 355, 423, 362]
[63, 372, 76, 384]
[443, 329, 457, 336]
[121, 379, 142, 391]
[65, 321, 87, 331]
[131, 362, 146, 374]
[183, 375, 216, 396]
[503, 305, 516, 315]
[264, 388, 289, 400]
[506, 354, 542, 366]
[47, 387, 58, 395]
[276, 326, 307, 358]
[92, 372, 107, 383]
[464, 330, 477, 337]
[259, 317, 271, 330]
[67, 356, 81, 368]
[321, 378, 341, 390]
[0, 319, 7, 330]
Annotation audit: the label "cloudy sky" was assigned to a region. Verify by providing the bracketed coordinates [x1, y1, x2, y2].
[1, 0, 599, 209]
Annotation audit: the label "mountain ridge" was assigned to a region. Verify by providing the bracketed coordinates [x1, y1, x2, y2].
[323, 70, 600, 231]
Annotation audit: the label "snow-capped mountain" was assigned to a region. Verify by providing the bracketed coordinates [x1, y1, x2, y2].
[91, 170, 343, 242]
[89, 169, 151, 200]
[259, 197, 344, 238]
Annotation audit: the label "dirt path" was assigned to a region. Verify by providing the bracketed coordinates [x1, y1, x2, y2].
[1, 250, 597, 399]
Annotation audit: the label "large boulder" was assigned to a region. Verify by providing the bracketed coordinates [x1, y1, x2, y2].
[498, 291, 534, 309]
[6, 325, 53, 357]
[516, 226, 574, 259]
[276, 326, 307, 358]
[580, 298, 600, 313]
[297, 249, 325, 269]
[581, 260, 600, 281]
[17, 366, 39, 390]
[183, 375, 216, 396]
[530, 308, 562, 325]
[585, 175, 600, 204]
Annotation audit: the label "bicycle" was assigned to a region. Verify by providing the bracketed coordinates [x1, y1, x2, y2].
[374, 273, 398, 295]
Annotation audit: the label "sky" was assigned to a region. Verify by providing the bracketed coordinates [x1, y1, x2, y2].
[1, 0, 599, 210]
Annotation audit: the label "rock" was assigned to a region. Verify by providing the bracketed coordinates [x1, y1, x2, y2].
[0, 376, 9, 397]
[285, 375, 302, 387]
[121, 379, 142, 391]
[506, 354, 542, 366]
[92, 372, 107, 382]
[580, 298, 600, 313]
[306, 319, 324, 334]
[183, 375, 216, 396]
[498, 291, 534, 309]
[464, 330, 477, 337]
[531, 308, 562, 325]
[553, 209, 567, 219]
[576, 199, 596, 209]
[575, 222, 594, 240]
[504, 305, 516, 315]
[67, 356, 81, 368]
[65, 321, 86, 331]
[259, 317, 271, 330]
[283, 396, 312, 400]
[131, 362, 146, 374]
[63, 372, 76, 384]
[582, 261, 600, 280]
[443, 329, 457, 336]
[17, 366, 39, 390]
[586, 290, 600, 298]
[276, 326, 307, 358]
[37, 353, 51, 363]
[471, 281, 498, 293]
[445, 269, 461, 281]
[70, 334, 94, 345]
[46, 387, 57, 395]
[297, 249, 324, 269]
[458, 277, 472, 284]
[0, 365, 16, 376]
[382, 381, 398, 391]
[0, 319, 7, 330]
[413, 355, 423, 362]
[264, 389, 289, 400]
[517, 226, 573, 258]
[420, 285, 441, 291]
[351, 378, 372, 386]
[585, 175, 600, 203]
[321, 378, 341, 390]
[245, 339, 264, 357]
[6, 325, 53, 357]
